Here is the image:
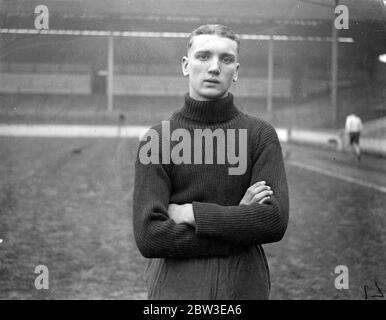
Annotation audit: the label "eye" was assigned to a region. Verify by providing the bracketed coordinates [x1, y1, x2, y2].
[222, 56, 234, 64]
[196, 53, 209, 61]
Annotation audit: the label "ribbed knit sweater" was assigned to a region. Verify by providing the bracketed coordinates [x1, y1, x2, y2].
[133, 93, 289, 299]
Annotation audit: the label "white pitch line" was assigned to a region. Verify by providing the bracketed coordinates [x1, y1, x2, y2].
[0, 124, 149, 138]
[287, 160, 386, 194]
[0, 125, 287, 140]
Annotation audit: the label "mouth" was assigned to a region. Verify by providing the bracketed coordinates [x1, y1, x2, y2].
[204, 79, 220, 84]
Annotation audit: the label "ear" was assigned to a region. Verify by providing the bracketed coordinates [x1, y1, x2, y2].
[181, 56, 189, 77]
[233, 63, 240, 82]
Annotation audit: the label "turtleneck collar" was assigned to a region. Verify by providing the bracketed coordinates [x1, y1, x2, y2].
[179, 92, 240, 124]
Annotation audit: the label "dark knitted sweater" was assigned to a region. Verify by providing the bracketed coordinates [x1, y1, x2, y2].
[133, 93, 289, 299]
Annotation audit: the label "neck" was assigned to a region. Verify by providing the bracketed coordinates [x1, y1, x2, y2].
[179, 92, 239, 123]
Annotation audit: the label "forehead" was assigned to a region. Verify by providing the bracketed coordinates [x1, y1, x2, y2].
[189, 34, 238, 55]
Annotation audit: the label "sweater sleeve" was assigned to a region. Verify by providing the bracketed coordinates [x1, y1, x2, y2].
[192, 129, 289, 246]
[132, 139, 235, 259]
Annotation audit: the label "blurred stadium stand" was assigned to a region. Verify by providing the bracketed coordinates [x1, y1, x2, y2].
[0, 0, 385, 128]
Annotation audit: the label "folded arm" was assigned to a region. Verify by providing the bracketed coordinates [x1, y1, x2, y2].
[191, 141, 289, 246]
[132, 145, 236, 259]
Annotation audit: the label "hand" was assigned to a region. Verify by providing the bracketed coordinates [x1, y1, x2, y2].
[239, 181, 273, 205]
[168, 203, 195, 226]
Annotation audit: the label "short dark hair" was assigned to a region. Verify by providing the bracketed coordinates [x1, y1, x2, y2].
[187, 24, 240, 54]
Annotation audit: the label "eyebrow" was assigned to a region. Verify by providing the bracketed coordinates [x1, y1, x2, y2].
[194, 50, 236, 58]
[194, 50, 211, 55]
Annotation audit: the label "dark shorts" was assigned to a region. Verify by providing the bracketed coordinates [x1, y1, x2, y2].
[349, 132, 360, 145]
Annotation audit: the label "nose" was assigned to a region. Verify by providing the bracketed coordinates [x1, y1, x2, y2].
[208, 58, 220, 75]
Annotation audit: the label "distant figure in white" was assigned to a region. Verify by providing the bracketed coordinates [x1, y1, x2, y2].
[345, 114, 363, 161]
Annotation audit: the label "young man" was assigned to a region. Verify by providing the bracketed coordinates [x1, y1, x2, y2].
[133, 25, 289, 300]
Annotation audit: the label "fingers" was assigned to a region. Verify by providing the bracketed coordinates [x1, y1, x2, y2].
[244, 181, 268, 202]
[168, 204, 183, 224]
[258, 196, 271, 204]
[252, 190, 273, 202]
[252, 184, 271, 195]
[167, 203, 178, 217]
[167, 203, 176, 212]
[250, 181, 271, 193]
[249, 181, 266, 189]
[240, 181, 274, 205]
[249, 182, 272, 198]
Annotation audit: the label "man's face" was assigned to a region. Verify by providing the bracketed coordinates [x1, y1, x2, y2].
[182, 34, 239, 101]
